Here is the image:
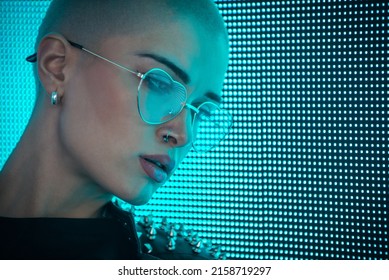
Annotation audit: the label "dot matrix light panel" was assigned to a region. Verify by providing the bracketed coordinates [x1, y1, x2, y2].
[0, 1, 388, 259]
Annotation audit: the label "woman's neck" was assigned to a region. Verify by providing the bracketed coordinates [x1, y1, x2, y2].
[0, 106, 111, 218]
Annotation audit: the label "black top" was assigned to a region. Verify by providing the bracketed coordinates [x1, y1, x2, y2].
[0, 202, 220, 260]
[0, 202, 142, 260]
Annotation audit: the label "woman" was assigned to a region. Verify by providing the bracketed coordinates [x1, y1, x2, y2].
[0, 0, 231, 259]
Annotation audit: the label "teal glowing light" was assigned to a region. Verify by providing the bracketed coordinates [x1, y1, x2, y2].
[0, 0, 388, 259]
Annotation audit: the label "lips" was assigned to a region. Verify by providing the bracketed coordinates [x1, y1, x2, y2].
[139, 154, 175, 183]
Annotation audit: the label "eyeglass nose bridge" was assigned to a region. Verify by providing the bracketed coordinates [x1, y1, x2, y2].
[160, 102, 200, 150]
[168, 102, 199, 144]
[166, 102, 199, 125]
[183, 103, 199, 114]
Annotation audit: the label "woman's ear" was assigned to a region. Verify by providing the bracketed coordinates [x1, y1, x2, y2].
[37, 33, 74, 97]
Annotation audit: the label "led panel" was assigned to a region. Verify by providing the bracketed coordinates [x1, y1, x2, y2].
[0, 1, 388, 259]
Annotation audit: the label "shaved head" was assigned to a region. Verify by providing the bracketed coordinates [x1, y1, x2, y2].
[36, 0, 228, 50]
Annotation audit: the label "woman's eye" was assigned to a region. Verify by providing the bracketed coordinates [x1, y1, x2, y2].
[146, 73, 171, 91]
[147, 75, 171, 92]
[197, 110, 213, 122]
[199, 105, 214, 117]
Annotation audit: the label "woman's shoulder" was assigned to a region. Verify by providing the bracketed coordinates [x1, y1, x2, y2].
[110, 199, 227, 260]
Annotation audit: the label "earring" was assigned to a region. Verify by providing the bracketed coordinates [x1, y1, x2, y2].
[163, 131, 170, 143]
[51, 91, 59, 105]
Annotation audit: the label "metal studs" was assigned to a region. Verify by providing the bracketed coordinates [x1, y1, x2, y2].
[177, 224, 187, 237]
[166, 238, 176, 251]
[143, 243, 153, 254]
[147, 225, 157, 240]
[133, 213, 227, 259]
[142, 214, 154, 228]
[190, 232, 199, 246]
[168, 226, 177, 239]
[185, 229, 194, 241]
[210, 245, 221, 259]
[192, 240, 202, 254]
[160, 217, 168, 230]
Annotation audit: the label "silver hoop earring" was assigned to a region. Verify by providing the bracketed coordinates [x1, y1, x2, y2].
[163, 131, 170, 143]
[51, 91, 59, 105]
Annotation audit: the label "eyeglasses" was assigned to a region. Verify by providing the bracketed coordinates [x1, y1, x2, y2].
[26, 40, 233, 152]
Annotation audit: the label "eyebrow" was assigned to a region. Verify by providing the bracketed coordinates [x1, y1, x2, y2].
[137, 53, 223, 104]
[205, 91, 222, 104]
[136, 53, 191, 85]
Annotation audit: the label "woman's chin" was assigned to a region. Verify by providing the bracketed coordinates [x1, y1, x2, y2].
[121, 182, 159, 206]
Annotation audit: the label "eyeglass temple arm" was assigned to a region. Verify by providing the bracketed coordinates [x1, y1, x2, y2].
[26, 40, 142, 78]
[25, 40, 83, 63]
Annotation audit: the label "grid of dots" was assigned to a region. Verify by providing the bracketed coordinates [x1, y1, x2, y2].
[1, 1, 388, 259]
[0, 1, 47, 159]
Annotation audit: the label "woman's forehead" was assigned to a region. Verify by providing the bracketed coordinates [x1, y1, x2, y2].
[99, 17, 229, 85]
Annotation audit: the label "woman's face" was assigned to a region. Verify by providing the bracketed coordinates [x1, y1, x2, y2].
[59, 16, 229, 205]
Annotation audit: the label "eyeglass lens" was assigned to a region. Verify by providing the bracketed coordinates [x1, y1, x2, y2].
[138, 69, 186, 124]
[137, 69, 232, 152]
[192, 102, 232, 152]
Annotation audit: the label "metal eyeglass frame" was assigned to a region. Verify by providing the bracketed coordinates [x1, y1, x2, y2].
[26, 39, 233, 152]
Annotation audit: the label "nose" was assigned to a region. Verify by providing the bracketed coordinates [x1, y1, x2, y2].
[157, 108, 193, 148]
